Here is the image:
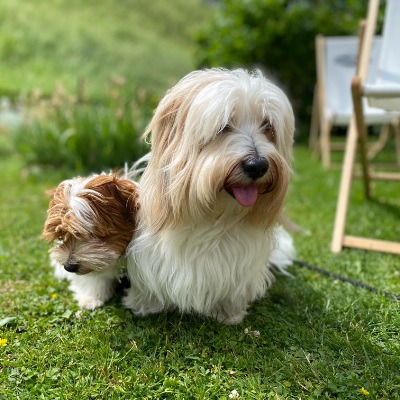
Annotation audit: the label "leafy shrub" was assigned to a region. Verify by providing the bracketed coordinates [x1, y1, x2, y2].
[195, 0, 369, 138]
[12, 79, 153, 173]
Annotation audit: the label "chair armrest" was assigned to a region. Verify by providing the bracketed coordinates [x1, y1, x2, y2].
[363, 84, 400, 98]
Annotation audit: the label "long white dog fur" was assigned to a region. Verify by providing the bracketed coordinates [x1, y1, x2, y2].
[123, 68, 295, 324]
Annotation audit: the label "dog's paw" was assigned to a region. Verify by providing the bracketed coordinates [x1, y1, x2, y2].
[122, 289, 164, 316]
[76, 296, 106, 311]
[209, 307, 247, 325]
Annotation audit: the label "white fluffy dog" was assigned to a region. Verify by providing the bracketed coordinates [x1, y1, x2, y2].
[123, 68, 295, 324]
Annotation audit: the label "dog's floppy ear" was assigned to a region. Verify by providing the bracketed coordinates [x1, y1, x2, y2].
[42, 181, 74, 243]
[144, 98, 185, 162]
[42, 187, 58, 241]
[141, 78, 216, 232]
[83, 175, 139, 238]
[141, 93, 188, 232]
[144, 74, 216, 159]
[86, 175, 139, 253]
[108, 176, 140, 223]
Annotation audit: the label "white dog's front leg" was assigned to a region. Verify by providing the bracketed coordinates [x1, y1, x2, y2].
[123, 285, 164, 316]
[208, 303, 249, 325]
[68, 266, 119, 310]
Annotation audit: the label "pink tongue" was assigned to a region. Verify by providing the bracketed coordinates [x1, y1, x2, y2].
[231, 184, 259, 207]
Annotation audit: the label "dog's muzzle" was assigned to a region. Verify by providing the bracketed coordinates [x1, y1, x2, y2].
[64, 262, 80, 273]
[241, 156, 269, 180]
[225, 156, 270, 208]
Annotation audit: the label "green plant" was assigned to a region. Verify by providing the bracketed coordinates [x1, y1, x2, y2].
[195, 0, 369, 139]
[12, 81, 152, 172]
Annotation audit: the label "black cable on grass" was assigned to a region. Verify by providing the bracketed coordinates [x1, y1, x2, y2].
[293, 259, 400, 301]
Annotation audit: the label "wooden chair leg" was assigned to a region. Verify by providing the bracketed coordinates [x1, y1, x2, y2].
[367, 124, 389, 161]
[309, 85, 320, 156]
[394, 122, 400, 167]
[332, 117, 400, 255]
[331, 118, 358, 253]
[351, 76, 371, 199]
[320, 120, 332, 169]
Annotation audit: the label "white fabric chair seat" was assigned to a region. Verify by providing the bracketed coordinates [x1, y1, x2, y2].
[364, 0, 400, 112]
[328, 101, 400, 125]
[365, 84, 400, 111]
[325, 32, 400, 122]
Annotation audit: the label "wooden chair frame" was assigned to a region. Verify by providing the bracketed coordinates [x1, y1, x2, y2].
[331, 0, 400, 255]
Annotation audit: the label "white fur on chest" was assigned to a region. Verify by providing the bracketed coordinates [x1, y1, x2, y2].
[127, 222, 276, 315]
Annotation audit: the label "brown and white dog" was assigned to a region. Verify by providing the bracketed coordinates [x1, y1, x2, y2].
[42, 174, 139, 310]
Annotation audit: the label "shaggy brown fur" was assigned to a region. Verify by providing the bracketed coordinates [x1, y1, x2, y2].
[42, 174, 139, 275]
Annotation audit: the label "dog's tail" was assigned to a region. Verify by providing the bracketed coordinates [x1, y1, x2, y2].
[269, 226, 296, 276]
[126, 152, 152, 181]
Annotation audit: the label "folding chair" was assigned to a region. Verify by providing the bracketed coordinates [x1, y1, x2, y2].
[310, 33, 400, 169]
[331, 0, 400, 254]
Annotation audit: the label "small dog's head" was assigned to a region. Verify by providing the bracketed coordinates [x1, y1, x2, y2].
[141, 68, 295, 231]
[42, 175, 139, 275]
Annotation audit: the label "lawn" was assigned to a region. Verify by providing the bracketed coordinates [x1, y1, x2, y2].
[1, 137, 399, 398]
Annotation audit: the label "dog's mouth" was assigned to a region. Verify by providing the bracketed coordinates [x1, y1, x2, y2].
[225, 184, 259, 207]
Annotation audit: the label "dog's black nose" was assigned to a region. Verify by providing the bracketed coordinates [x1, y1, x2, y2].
[64, 263, 80, 273]
[242, 157, 269, 180]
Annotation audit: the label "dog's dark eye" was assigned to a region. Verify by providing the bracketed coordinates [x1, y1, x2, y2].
[261, 120, 275, 142]
[220, 124, 232, 134]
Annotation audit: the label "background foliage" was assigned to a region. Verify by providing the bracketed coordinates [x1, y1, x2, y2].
[0, 0, 209, 100]
[195, 0, 370, 138]
[12, 82, 152, 172]
[0, 0, 210, 172]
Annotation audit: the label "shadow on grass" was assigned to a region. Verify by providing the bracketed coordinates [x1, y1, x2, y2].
[98, 274, 400, 398]
[369, 197, 400, 220]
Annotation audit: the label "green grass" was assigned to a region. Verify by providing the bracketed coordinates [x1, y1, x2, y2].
[0, 0, 210, 99]
[1, 142, 399, 399]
